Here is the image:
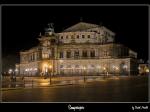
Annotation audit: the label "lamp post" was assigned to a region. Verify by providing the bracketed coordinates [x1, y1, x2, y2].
[138, 66, 141, 75]
[25, 69, 27, 76]
[15, 68, 18, 76]
[103, 67, 106, 78]
[83, 66, 86, 83]
[115, 67, 119, 77]
[43, 64, 48, 78]
[8, 69, 13, 81]
[26, 68, 29, 77]
[49, 65, 52, 85]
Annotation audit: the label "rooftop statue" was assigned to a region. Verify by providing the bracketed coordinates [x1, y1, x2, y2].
[45, 23, 54, 32]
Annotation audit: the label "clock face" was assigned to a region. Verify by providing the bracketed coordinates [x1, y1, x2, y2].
[42, 42, 46, 46]
[43, 41, 49, 46]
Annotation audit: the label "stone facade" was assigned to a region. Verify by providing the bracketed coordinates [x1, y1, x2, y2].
[16, 22, 138, 76]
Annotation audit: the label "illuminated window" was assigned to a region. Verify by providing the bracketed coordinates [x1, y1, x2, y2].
[42, 53, 49, 59]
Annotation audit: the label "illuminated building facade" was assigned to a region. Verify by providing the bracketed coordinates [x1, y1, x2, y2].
[16, 22, 138, 76]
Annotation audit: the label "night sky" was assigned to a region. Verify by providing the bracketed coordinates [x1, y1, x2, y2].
[2, 6, 148, 62]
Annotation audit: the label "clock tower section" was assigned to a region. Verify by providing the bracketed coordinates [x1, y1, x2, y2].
[38, 23, 58, 76]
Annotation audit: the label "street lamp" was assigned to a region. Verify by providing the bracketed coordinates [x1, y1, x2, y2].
[43, 63, 48, 78]
[115, 66, 119, 77]
[15, 68, 19, 76]
[49, 65, 52, 85]
[103, 67, 106, 78]
[112, 65, 115, 76]
[8, 69, 13, 81]
[145, 68, 149, 73]
[83, 66, 86, 83]
[25, 69, 27, 76]
[25, 68, 29, 76]
[8, 69, 13, 74]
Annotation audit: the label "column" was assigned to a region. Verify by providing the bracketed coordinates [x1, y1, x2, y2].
[79, 49, 82, 59]
[71, 49, 74, 59]
[95, 49, 98, 57]
[87, 50, 90, 58]
[35, 52, 37, 61]
[63, 50, 66, 59]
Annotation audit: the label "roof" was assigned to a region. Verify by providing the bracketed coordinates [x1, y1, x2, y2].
[63, 22, 99, 32]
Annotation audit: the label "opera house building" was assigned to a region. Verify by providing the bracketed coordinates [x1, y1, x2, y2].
[16, 22, 138, 76]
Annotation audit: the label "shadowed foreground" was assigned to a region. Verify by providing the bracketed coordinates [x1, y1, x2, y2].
[2, 76, 148, 102]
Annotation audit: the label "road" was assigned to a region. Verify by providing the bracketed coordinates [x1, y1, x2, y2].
[2, 76, 148, 102]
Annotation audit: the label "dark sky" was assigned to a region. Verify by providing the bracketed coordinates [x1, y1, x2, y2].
[2, 6, 148, 61]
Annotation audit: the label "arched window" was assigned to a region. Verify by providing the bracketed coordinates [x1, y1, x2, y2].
[90, 50, 95, 57]
[82, 50, 88, 57]
[82, 35, 85, 38]
[59, 51, 63, 58]
[103, 51, 109, 56]
[66, 35, 68, 39]
[66, 51, 71, 58]
[74, 50, 79, 58]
